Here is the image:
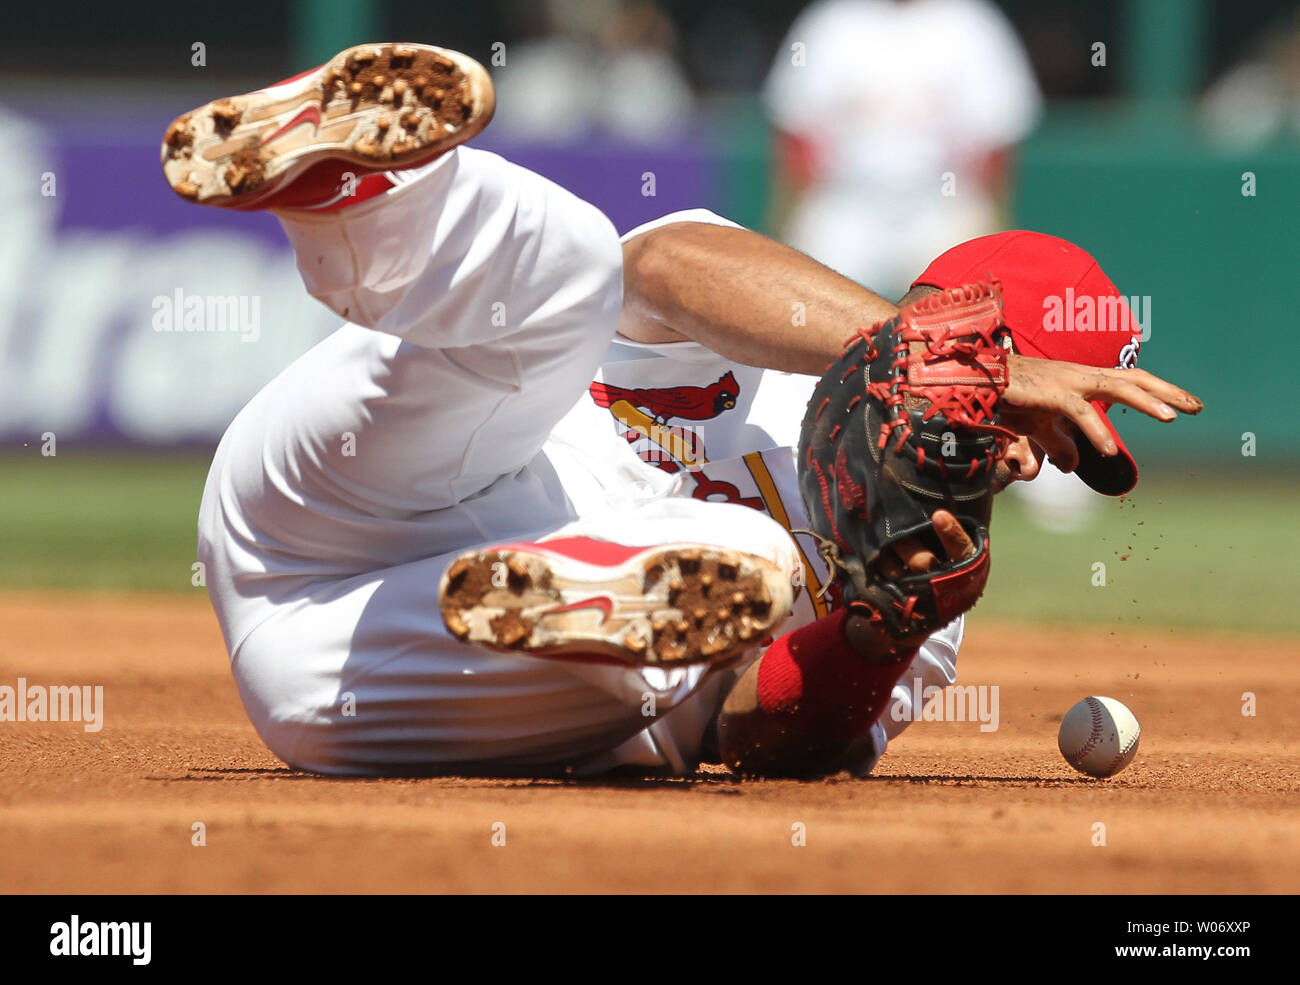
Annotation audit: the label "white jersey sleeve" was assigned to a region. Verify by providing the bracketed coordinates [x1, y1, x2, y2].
[621, 207, 743, 243]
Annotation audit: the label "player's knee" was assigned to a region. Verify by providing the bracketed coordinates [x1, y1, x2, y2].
[239, 695, 379, 776]
[227, 631, 358, 774]
[557, 200, 624, 321]
[520, 172, 623, 318]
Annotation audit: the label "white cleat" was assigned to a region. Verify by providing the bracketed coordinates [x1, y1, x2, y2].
[439, 537, 794, 668]
[160, 42, 495, 209]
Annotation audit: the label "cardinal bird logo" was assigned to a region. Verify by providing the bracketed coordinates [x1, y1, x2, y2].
[588, 371, 740, 425]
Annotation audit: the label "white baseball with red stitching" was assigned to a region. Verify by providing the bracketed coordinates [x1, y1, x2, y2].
[1058, 696, 1141, 778]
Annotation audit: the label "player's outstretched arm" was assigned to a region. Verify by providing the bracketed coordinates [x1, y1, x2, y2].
[620, 222, 1204, 460]
[619, 221, 899, 375]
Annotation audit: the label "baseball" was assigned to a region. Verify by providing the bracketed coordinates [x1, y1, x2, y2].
[1058, 696, 1141, 778]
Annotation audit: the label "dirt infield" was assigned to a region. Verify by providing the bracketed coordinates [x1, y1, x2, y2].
[1, 591, 1295, 894]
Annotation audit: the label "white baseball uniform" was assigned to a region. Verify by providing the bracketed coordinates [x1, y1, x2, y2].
[198, 145, 961, 776]
[764, 0, 1041, 297]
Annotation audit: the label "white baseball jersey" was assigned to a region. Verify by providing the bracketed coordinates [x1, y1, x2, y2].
[198, 147, 960, 777]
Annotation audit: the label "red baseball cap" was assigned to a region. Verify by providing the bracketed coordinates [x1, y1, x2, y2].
[913, 230, 1144, 495]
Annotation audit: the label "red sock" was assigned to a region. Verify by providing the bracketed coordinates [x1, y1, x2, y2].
[755, 609, 917, 752]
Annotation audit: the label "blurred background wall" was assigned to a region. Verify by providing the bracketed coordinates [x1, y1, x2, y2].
[2, 0, 1297, 470]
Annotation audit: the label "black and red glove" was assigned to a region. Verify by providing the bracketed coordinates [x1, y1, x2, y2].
[798, 281, 1012, 647]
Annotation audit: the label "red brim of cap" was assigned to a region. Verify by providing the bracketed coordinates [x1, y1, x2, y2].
[1014, 335, 1138, 496]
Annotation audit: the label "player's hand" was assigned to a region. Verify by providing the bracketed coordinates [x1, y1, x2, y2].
[1001, 354, 1203, 463]
[874, 510, 975, 579]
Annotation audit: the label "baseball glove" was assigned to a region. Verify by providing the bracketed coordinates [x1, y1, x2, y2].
[798, 281, 1012, 647]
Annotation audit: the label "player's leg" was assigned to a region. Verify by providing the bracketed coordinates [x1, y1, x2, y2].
[230, 498, 797, 776]
[198, 140, 624, 650]
[179, 44, 638, 771]
[227, 552, 678, 776]
[175, 42, 795, 775]
[199, 317, 671, 775]
[221, 483, 800, 776]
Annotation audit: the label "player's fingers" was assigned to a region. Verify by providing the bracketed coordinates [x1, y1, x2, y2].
[1088, 369, 1204, 420]
[878, 538, 935, 576]
[1036, 418, 1080, 473]
[932, 509, 976, 561]
[1056, 395, 1115, 456]
[1089, 375, 1177, 422]
[1121, 368, 1204, 414]
[905, 548, 938, 574]
[882, 519, 973, 575]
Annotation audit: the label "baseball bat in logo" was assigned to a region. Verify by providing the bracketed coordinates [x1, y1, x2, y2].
[1117, 334, 1140, 369]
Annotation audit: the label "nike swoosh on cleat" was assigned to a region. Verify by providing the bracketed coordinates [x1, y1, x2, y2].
[540, 597, 615, 625]
[260, 105, 322, 146]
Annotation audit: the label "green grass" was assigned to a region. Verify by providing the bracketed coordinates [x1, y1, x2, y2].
[978, 472, 1299, 635]
[2, 454, 1296, 636]
[1, 452, 212, 592]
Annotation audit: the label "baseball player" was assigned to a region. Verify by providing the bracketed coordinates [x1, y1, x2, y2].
[163, 43, 1201, 778]
[763, 0, 1042, 298]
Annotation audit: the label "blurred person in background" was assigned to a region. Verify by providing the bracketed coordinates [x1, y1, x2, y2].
[764, 0, 1104, 531]
[1202, 4, 1300, 147]
[763, 0, 1041, 301]
[494, 0, 694, 142]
